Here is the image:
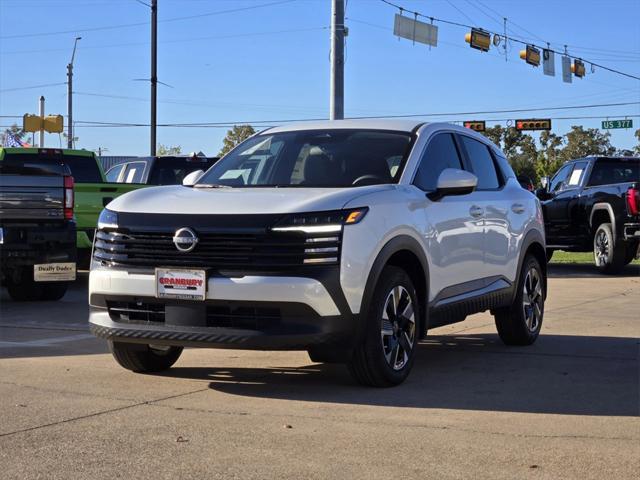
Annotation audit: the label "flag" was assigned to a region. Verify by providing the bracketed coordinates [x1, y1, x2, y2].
[2, 132, 26, 147]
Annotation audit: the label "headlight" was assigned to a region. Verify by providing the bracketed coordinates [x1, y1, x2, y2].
[271, 208, 368, 233]
[98, 209, 118, 229]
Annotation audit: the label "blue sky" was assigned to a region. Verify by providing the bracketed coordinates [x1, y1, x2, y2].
[1, 0, 639, 156]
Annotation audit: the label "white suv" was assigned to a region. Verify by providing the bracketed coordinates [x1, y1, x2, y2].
[90, 120, 546, 386]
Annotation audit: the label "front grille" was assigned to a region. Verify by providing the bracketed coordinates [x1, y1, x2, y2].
[94, 228, 341, 271]
[107, 301, 292, 331]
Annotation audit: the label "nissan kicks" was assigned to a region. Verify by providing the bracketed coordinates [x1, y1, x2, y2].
[89, 120, 547, 386]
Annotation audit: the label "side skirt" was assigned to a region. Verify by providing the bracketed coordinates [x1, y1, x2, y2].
[428, 277, 514, 329]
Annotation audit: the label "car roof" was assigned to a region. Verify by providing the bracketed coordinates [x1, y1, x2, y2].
[264, 118, 426, 134]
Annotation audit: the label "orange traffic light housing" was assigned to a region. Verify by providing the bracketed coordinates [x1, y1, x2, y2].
[463, 121, 486, 132]
[515, 119, 552, 131]
[519, 45, 541, 67]
[465, 28, 491, 52]
[571, 59, 586, 78]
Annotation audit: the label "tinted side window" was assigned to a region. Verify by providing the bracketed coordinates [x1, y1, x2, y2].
[460, 136, 500, 190]
[123, 162, 145, 183]
[413, 133, 462, 191]
[588, 160, 640, 186]
[106, 164, 124, 182]
[549, 164, 573, 192]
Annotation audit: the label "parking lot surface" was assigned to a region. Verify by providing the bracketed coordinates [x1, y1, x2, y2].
[1, 265, 638, 480]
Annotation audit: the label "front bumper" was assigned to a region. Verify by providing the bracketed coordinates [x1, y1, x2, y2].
[88, 268, 356, 350]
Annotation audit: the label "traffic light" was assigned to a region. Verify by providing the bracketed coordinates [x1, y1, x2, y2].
[519, 45, 540, 67]
[464, 28, 491, 52]
[515, 119, 552, 131]
[463, 120, 486, 132]
[43, 115, 64, 133]
[23, 114, 42, 133]
[571, 59, 585, 78]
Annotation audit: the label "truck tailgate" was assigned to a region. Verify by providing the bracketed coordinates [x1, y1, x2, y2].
[0, 175, 64, 221]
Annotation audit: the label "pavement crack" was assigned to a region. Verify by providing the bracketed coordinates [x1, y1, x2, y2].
[0, 386, 210, 439]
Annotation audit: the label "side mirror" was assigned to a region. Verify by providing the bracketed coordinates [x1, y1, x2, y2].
[427, 168, 478, 201]
[182, 169, 204, 186]
[540, 176, 549, 190]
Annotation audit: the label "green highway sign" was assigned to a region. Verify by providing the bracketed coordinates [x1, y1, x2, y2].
[601, 119, 633, 129]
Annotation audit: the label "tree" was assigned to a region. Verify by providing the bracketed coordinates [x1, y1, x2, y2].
[218, 125, 255, 157]
[535, 130, 564, 179]
[157, 144, 182, 156]
[559, 126, 615, 162]
[633, 129, 640, 156]
[483, 125, 538, 181]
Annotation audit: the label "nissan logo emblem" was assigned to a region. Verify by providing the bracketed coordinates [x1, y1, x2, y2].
[173, 227, 198, 253]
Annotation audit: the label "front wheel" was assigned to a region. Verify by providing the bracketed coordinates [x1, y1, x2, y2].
[494, 254, 545, 346]
[109, 341, 183, 373]
[348, 266, 419, 387]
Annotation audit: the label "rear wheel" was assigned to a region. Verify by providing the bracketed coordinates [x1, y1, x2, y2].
[109, 341, 183, 373]
[6, 268, 43, 301]
[494, 254, 544, 346]
[348, 266, 419, 387]
[593, 223, 626, 274]
[40, 282, 69, 301]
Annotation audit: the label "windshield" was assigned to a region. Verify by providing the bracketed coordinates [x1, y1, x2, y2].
[197, 129, 413, 188]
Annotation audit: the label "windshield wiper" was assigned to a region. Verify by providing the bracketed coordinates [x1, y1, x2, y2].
[192, 183, 232, 189]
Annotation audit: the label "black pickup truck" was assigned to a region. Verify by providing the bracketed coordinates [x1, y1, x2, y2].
[537, 156, 640, 273]
[0, 148, 77, 300]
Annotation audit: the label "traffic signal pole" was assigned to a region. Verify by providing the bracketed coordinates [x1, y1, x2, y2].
[39, 96, 45, 148]
[330, 0, 345, 120]
[150, 0, 157, 156]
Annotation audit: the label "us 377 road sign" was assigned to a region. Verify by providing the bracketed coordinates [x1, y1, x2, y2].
[602, 119, 633, 129]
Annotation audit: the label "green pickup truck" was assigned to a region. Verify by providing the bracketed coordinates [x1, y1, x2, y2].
[1, 148, 145, 265]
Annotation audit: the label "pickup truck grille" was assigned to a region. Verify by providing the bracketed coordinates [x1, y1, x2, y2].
[93, 229, 341, 271]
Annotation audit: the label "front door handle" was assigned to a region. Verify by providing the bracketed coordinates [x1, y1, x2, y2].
[511, 203, 526, 214]
[469, 205, 484, 218]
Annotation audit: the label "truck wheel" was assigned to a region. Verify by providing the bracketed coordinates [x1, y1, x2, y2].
[108, 341, 183, 373]
[624, 241, 639, 265]
[348, 266, 419, 387]
[593, 223, 626, 274]
[41, 282, 69, 301]
[494, 254, 544, 346]
[6, 269, 43, 301]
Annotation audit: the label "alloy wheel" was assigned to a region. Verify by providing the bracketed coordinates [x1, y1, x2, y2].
[594, 230, 609, 266]
[522, 267, 543, 332]
[380, 286, 416, 371]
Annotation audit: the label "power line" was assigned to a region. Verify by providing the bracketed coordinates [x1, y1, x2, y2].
[378, 0, 640, 81]
[0, 0, 297, 39]
[0, 82, 67, 92]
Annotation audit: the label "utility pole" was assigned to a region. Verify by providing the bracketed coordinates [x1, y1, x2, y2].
[150, 0, 158, 156]
[330, 0, 345, 120]
[39, 96, 45, 147]
[67, 36, 81, 149]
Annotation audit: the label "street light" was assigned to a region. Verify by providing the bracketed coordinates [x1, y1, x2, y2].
[67, 36, 81, 149]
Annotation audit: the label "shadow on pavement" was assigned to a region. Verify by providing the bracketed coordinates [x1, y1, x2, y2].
[163, 333, 638, 417]
[548, 262, 640, 279]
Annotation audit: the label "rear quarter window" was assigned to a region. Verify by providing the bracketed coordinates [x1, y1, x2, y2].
[588, 159, 640, 186]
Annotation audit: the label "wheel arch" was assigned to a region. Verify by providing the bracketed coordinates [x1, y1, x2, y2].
[515, 229, 547, 301]
[590, 203, 615, 238]
[358, 235, 430, 340]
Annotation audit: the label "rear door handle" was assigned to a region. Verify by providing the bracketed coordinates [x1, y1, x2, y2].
[511, 203, 525, 214]
[469, 205, 484, 218]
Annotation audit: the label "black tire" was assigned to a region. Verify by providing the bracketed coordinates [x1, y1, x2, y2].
[348, 266, 420, 387]
[624, 242, 639, 265]
[6, 268, 43, 301]
[494, 254, 544, 346]
[593, 223, 627, 274]
[108, 341, 183, 373]
[40, 282, 69, 301]
[545, 249, 554, 263]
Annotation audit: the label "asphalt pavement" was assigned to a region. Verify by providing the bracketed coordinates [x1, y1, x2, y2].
[1, 265, 638, 479]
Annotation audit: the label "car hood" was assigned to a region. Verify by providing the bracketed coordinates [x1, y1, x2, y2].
[106, 184, 394, 215]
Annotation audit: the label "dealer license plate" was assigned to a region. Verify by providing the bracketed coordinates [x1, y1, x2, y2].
[34, 262, 76, 282]
[156, 268, 206, 301]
